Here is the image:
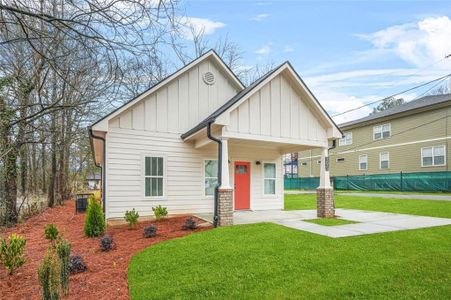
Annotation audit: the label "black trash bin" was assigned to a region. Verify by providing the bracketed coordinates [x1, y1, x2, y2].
[75, 193, 93, 214]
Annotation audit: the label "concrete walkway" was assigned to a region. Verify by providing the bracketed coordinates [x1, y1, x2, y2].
[339, 192, 451, 201]
[233, 209, 451, 238]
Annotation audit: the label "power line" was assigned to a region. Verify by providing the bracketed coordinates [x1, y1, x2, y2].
[332, 73, 451, 118]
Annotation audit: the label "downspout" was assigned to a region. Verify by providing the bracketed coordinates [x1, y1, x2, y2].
[206, 121, 221, 228]
[88, 128, 106, 215]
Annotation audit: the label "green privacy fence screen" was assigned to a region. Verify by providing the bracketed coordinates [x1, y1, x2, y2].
[285, 171, 451, 192]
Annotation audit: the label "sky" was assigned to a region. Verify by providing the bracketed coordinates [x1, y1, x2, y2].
[181, 0, 451, 123]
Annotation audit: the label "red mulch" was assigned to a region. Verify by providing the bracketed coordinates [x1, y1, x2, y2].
[0, 201, 211, 300]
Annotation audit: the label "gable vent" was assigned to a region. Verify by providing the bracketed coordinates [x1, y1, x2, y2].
[202, 71, 215, 85]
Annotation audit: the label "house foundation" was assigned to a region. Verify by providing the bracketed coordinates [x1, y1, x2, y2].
[218, 188, 233, 226]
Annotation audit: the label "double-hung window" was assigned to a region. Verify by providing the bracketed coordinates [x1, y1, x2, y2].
[264, 163, 276, 195]
[379, 152, 389, 169]
[339, 132, 353, 146]
[359, 154, 368, 170]
[204, 160, 218, 196]
[145, 156, 164, 197]
[373, 123, 391, 140]
[421, 146, 446, 167]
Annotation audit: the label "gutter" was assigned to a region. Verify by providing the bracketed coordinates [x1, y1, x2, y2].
[88, 127, 106, 215]
[206, 121, 221, 228]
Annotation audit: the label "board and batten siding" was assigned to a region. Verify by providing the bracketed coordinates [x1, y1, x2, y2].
[225, 73, 327, 144]
[108, 58, 239, 134]
[105, 128, 283, 219]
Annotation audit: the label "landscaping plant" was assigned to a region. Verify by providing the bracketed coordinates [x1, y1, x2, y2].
[0, 233, 27, 275]
[44, 224, 59, 243]
[99, 234, 114, 251]
[38, 249, 60, 300]
[69, 255, 87, 274]
[143, 225, 157, 238]
[56, 238, 71, 296]
[152, 205, 168, 220]
[84, 196, 105, 237]
[124, 209, 139, 229]
[182, 218, 198, 230]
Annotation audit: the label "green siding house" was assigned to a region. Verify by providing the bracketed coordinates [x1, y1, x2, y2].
[298, 94, 451, 178]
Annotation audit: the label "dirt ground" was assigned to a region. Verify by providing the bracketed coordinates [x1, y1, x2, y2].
[0, 201, 210, 300]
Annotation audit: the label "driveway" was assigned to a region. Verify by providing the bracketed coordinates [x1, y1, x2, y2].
[233, 209, 451, 238]
[339, 192, 451, 201]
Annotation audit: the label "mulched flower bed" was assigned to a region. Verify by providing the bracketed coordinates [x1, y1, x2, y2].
[0, 201, 211, 299]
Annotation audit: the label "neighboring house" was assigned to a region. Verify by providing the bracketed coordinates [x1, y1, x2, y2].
[298, 94, 451, 177]
[86, 173, 101, 190]
[89, 50, 341, 225]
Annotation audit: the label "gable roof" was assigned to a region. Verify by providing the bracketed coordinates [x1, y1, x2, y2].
[340, 93, 451, 128]
[181, 61, 342, 139]
[90, 49, 245, 131]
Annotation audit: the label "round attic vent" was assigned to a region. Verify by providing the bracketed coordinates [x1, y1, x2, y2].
[202, 71, 215, 85]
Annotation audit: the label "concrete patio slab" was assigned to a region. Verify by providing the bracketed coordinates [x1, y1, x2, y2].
[233, 209, 451, 238]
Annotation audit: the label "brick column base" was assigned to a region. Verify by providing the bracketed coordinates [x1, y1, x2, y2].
[316, 188, 335, 218]
[218, 188, 233, 226]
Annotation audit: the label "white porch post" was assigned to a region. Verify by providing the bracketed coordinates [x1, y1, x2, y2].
[220, 137, 231, 189]
[317, 146, 335, 218]
[319, 147, 331, 188]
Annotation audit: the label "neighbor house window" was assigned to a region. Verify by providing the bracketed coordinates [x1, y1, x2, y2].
[339, 132, 353, 146]
[373, 123, 391, 140]
[204, 160, 218, 196]
[421, 146, 446, 167]
[336, 158, 345, 162]
[359, 155, 368, 170]
[301, 162, 307, 166]
[379, 152, 389, 169]
[264, 163, 276, 195]
[145, 156, 164, 197]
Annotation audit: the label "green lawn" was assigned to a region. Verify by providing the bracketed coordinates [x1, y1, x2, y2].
[128, 195, 451, 299]
[303, 218, 358, 226]
[285, 193, 451, 218]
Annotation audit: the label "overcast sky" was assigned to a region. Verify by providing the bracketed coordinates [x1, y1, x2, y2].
[182, 0, 451, 123]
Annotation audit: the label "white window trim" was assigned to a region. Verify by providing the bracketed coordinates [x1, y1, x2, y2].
[339, 132, 353, 146]
[379, 152, 390, 169]
[421, 145, 446, 167]
[142, 154, 166, 199]
[373, 123, 391, 140]
[203, 158, 218, 198]
[263, 161, 277, 197]
[358, 154, 368, 171]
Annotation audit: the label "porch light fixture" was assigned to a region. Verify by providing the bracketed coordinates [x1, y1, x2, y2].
[256, 161, 261, 165]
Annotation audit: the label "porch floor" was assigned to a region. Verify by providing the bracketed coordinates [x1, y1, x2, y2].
[229, 209, 451, 238]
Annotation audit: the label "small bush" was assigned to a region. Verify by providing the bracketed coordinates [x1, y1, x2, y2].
[143, 225, 157, 238]
[38, 249, 60, 300]
[69, 255, 87, 274]
[44, 224, 59, 242]
[182, 218, 198, 230]
[56, 238, 71, 296]
[99, 234, 114, 252]
[0, 233, 27, 275]
[152, 205, 168, 220]
[124, 209, 139, 229]
[84, 196, 105, 237]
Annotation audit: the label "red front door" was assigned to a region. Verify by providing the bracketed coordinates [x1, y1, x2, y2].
[234, 161, 250, 210]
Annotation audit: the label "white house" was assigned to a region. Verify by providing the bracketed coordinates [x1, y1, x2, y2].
[89, 50, 342, 226]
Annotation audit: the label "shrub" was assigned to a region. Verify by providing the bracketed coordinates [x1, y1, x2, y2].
[69, 255, 87, 274]
[44, 224, 59, 242]
[38, 249, 60, 300]
[0, 233, 27, 275]
[56, 238, 71, 296]
[99, 234, 114, 252]
[143, 225, 157, 238]
[152, 205, 168, 220]
[124, 209, 139, 229]
[182, 218, 198, 230]
[84, 196, 105, 237]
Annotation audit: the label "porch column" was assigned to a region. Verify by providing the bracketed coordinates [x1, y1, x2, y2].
[218, 137, 233, 226]
[317, 147, 335, 218]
